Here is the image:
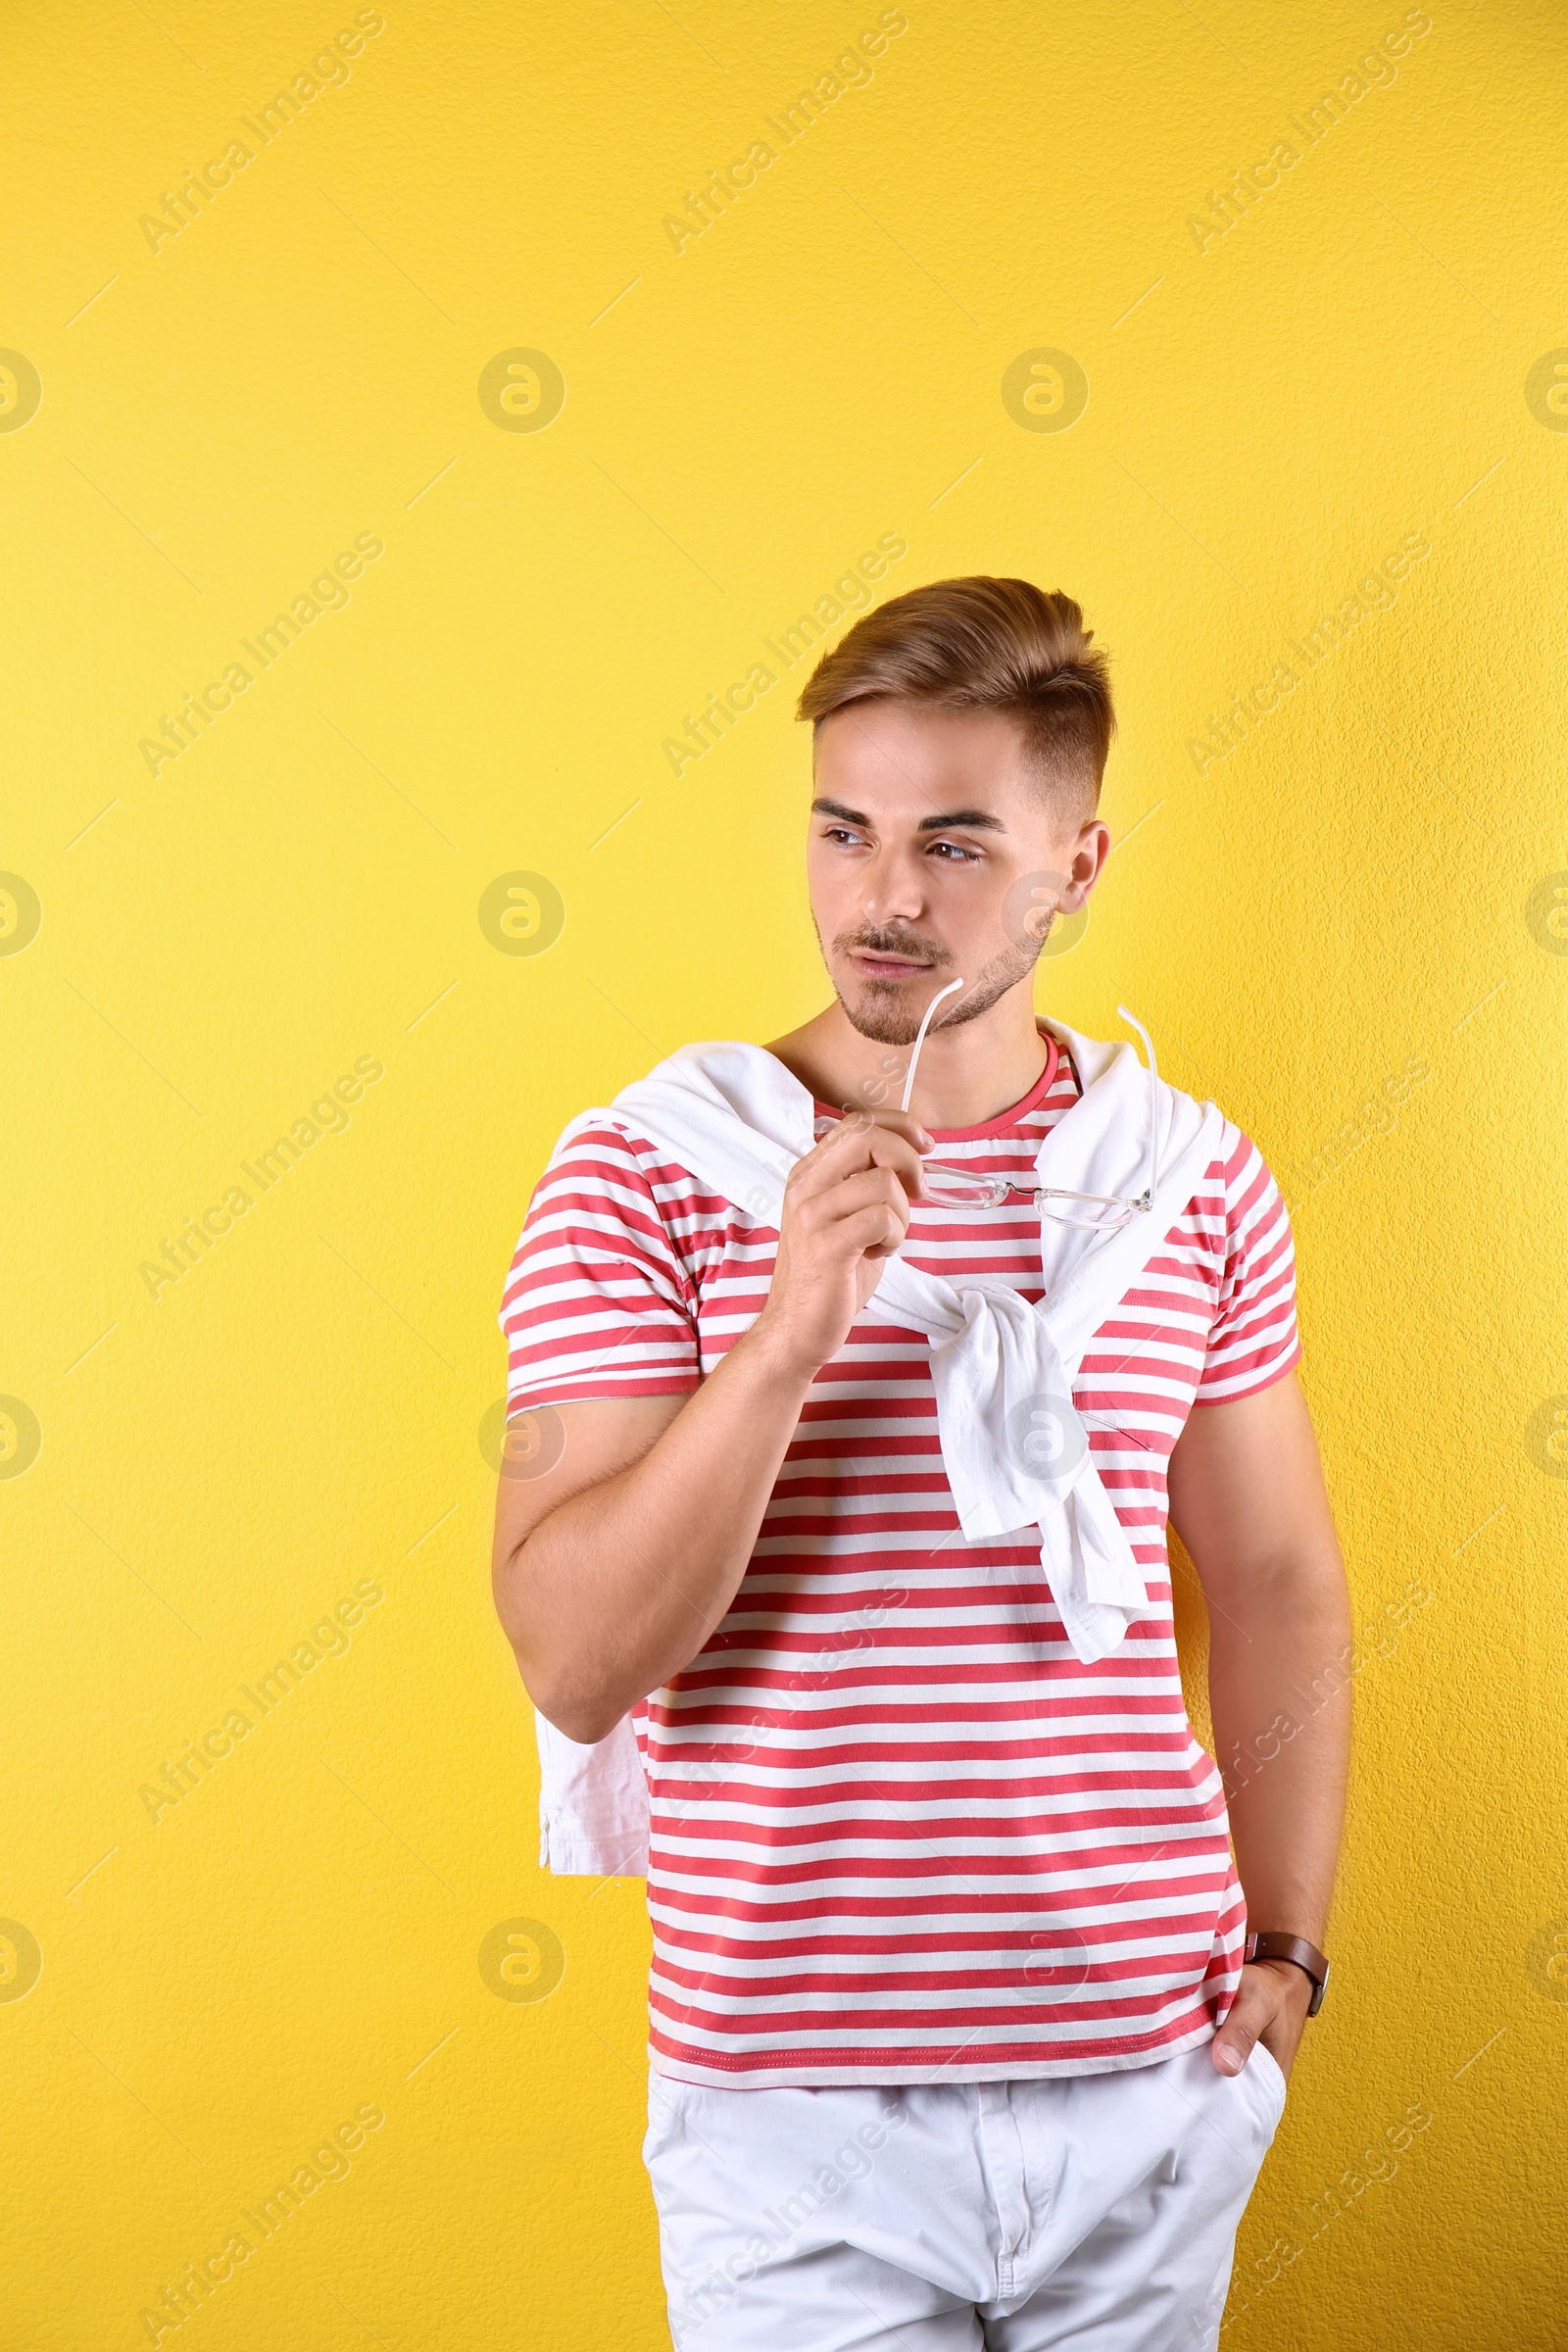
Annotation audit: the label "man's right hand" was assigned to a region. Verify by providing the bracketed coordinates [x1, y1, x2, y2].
[754, 1109, 932, 1380]
[493, 1107, 933, 1740]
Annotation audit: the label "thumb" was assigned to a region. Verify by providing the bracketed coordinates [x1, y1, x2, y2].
[1211, 1987, 1267, 2076]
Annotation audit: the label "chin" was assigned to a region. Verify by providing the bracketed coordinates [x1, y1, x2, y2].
[838, 981, 923, 1047]
[839, 957, 1033, 1046]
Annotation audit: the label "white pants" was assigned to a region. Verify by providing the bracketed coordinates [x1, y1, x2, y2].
[644, 2041, 1288, 2351]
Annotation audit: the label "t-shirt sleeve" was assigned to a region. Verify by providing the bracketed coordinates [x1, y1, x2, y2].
[498, 1122, 702, 1411]
[1193, 1126, 1302, 1403]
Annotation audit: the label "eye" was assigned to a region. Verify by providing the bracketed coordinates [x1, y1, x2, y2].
[821, 824, 867, 848]
[927, 838, 982, 863]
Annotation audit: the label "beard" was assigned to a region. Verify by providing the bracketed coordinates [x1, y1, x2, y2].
[821, 921, 1044, 1047]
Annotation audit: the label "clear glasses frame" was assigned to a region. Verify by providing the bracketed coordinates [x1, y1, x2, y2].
[814, 1000, 1162, 1235]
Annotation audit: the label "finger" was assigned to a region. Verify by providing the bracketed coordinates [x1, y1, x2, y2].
[797, 1121, 929, 1201]
[835, 1202, 910, 1257]
[811, 1109, 934, 1165]
[817, 1106, 933, 1141]
[1211, 1979, 1280, 2076]
[800, 1169, 915, 1238]
[858, 1108, 935, 1151]
[789, 1157, 923, 1223]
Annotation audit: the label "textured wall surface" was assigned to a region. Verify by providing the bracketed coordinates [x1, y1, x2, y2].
[3, 2, 1564, 2345]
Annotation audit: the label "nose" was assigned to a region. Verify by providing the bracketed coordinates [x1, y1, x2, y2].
[857, 838, 930, 928]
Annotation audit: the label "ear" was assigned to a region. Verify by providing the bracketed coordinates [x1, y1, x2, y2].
[1057, 819, 1111, 907]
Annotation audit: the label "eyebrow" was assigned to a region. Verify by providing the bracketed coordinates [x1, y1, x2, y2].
[811, 797, 1008, 835]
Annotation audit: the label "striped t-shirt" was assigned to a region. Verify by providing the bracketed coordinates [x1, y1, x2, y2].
[499, 1030, 1301, 2087]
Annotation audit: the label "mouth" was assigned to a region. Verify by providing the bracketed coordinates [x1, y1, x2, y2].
[847, 949, 941, 981]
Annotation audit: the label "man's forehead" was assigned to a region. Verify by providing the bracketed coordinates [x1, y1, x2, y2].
[812, 702, 1033, 801]
[817, 701, 1026, 762]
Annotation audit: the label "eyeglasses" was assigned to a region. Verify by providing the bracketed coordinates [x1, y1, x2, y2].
[813, 987, 1161, 1234]
[810, 1125, 1149, 1229]
[920, 1163, 1150, 1228]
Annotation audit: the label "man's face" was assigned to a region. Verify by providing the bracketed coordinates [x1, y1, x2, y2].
[806, 700, 1107, 1046]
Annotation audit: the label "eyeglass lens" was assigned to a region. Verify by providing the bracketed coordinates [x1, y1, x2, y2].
[812, 1126, 1135, 1227]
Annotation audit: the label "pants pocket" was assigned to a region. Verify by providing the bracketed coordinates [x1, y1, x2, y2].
[1248, 2038, 1288, 2127]
[644, 2075, 690, 2170]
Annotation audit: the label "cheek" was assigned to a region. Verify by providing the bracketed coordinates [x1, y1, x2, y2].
[922, 872, 1002, 954]
[976, 864, 1064, 964]
[805, 845, 858, 927]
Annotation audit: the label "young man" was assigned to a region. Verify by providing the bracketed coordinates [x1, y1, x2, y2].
[493, 576, 1350, 2349]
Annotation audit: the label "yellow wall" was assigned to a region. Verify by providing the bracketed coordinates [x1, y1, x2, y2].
[4, 1, 1563, 2343]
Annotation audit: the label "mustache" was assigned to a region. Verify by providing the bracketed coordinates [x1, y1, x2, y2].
[834, 927, 951, 966]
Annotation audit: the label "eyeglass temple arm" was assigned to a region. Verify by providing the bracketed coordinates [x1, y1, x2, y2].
[900, 976, 965, 1114]
[1115, 1004, 1160, 1202]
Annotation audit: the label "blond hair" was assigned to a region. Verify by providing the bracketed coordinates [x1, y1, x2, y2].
[796, 574, 1115, 808]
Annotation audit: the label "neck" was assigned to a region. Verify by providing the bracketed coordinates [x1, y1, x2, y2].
[766, 982, 1053, 1132]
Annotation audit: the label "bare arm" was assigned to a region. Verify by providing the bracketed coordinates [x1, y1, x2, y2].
[491, 1109, 931, 1742]
[1167, 1368, 1351, 2080]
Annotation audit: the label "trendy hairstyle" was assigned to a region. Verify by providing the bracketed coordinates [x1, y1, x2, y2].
[795, 574, 1115, 813]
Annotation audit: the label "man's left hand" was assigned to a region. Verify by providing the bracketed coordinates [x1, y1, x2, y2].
[1211, 1958, 1315, 2082]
